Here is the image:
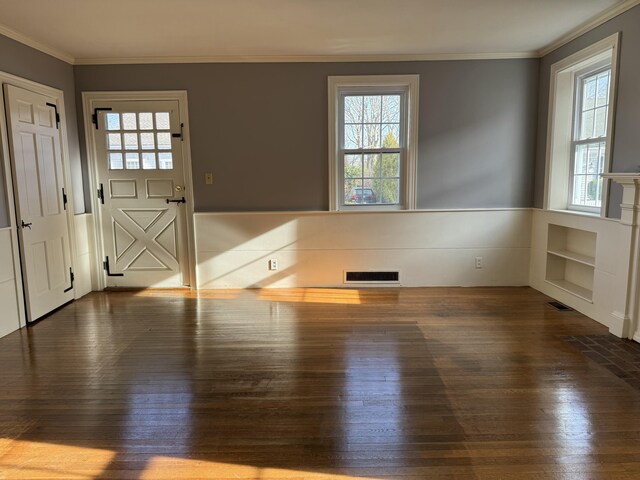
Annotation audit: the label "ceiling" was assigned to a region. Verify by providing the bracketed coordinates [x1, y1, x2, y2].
[0, 0, 634, 64]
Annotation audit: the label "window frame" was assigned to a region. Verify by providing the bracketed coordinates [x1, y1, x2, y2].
[544, 33, 619, 217]
[328, 75, 419, 211]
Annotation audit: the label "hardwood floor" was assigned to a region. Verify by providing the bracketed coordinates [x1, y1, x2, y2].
[1, 287, 640, 479]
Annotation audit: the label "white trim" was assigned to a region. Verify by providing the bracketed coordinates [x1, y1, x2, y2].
[0, 23, 75, 64]
[543, 33, 619, 217]
[0, 70, 79, 325]
[328, 75, 419, 212]
[81, 90, 197, 290]
[194, 207, 533, 217]
[73, 52, 538, 65]
[538, 0, 640, 56]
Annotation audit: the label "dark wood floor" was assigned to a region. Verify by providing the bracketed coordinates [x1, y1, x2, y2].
[1, 287, 640, 479]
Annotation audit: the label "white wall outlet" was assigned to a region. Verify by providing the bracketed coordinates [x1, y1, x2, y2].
[204, 172, 213, 185]
[475, 256, 483, 269]
[268, 259, 278, 271]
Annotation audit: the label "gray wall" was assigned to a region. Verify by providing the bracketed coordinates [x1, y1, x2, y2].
[74, 59, 539, 212]
[534, 4, 640, 218]
[0, 35, 84, 228]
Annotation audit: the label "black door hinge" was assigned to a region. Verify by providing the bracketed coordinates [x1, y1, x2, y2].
[171, 123, 184, 141]
[92, 107, 113, 129]
[103, 256, 124, 277]
[62, 188, 68, 210]
[97, 183, 104, 204]
[63, 268, 75, 293]
[46, 102, 60, 128]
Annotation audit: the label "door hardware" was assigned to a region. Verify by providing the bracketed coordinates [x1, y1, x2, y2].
[97, 183, 105, 204]
[171, 123, 184, 141]
[62, 188, 68, 210]
[166, 197, 186, 204]
[45, 102, 60, 128]
[92, 107, 113, 129]
[21, 220, 32, 229]
[103, 256, 124, 277]
[63, 268, 75, 293]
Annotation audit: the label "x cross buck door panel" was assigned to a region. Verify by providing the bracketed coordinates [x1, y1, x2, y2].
[4, 84, 74, 321]
[92, 100, 190, 288]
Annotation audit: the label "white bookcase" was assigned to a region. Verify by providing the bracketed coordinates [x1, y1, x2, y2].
[545, 224, 596, 302]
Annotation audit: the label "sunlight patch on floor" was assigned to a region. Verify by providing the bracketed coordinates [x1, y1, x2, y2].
[257, 288, 362, 305]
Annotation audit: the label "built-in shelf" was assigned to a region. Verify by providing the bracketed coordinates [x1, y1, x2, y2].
[545, 224, 596, 303]
[547, 248, 595, 267]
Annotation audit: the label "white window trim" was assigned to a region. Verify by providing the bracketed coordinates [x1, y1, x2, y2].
[328, 75, 419, 211]
[544, 33, 620, 217]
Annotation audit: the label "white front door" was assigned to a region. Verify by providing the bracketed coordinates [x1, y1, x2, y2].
[92, 100, 190, 287]
[4, 84, 74, 321]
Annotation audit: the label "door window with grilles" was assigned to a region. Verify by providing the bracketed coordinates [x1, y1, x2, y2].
[106, 112, 174, 170]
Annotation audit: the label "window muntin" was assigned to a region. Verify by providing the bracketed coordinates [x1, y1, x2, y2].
[341, 94, 403, 205]
[569, 68, 611, 210]
[106, 112, 173, 170]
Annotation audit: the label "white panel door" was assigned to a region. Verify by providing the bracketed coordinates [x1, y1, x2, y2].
[92, 100, 189, 287]
[4, 84, 74, 321]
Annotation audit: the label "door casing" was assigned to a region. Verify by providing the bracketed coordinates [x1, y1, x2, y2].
[82, 91, 196, 290]
[0, 71, 78, 327]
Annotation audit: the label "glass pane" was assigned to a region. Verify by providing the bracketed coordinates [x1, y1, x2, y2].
[344, 178, 362, 205]
[381, 124, 400, 147]
[585, 175, 601, 206]
[363, 96, 382, 123]
[380, 179, 400, 204]
[361, 179, 378, 204]
[124, 133, 138, 150]
[596, 71, 610, 107]
[580, 110, 594, 139]
[344, 124, 362, 149]
[125, 153, 140, 169]
[140, 132, 155, 150]
[109, 152, 123, 170]
[155, 112, 170, 130]
[381, 95, 400, 123]
[157, 132, 171, 150]
[158, 152, 173, 170]
[106, 113, 120, 131]
[344, 154, 362, 178]
[122, 113, 137, 130]
[363, 154, 380, 177]
[139, 112, 154, 130]
[572, 175, 587, 205]
[107, 133, 122, 150]
[142, 152, 156, 170]
[382, 153, 400, 177]
[344, 96, 363, 124]
[574, 144, 588, 175]
[593, 107, 607, 138]
[363, 124, 381, 149]
[582, 78, 596, 111]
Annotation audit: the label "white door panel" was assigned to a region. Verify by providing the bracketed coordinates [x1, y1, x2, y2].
[4, 84, 73, 321]
[92, 100, 189, 288]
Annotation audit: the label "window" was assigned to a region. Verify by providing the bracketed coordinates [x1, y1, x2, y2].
[106, 111, 173, 170]
[328, 75, 419, 211]
[545, 33, 619, 215]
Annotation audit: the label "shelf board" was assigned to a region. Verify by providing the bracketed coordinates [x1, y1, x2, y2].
[547, 249, 595, 267]
[545, 279, 593, 303]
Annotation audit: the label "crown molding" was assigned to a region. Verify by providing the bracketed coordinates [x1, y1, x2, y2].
[73, 51, 538, 65]
[538, 0, 640, 57]
[0, 23, 74, 64]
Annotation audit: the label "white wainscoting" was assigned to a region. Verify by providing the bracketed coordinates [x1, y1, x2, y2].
[0, 228, 21, 338]
[530, 209, 623, 334]
[74, 213, 96, 298]
[194, 209, 532, 289]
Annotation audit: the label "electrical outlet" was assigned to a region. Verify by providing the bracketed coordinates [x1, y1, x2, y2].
[269, 259, 278, 271]
[475, 256, 483, 269]
[204, 172, 213, 185]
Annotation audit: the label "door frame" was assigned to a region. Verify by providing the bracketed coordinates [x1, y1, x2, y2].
[82, 91, 196, 290]
[0, 71, 78, 326]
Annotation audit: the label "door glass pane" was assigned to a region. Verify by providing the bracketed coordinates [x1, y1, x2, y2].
[122, 113, 137, 130]
[124, 133, 138, 150]
[158, 152, 173, 170]
[142, 152, 156, 169]
[157, 132, 171, 149]
[125, 153, 140, 169]
[155, 112, 170, 130]
[107, 133, 122, 150]
[139, 112, 154, 130]
[140, 132, 155, 150]
[109, 152, 123, 170]
[106, 113, 120, 131]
